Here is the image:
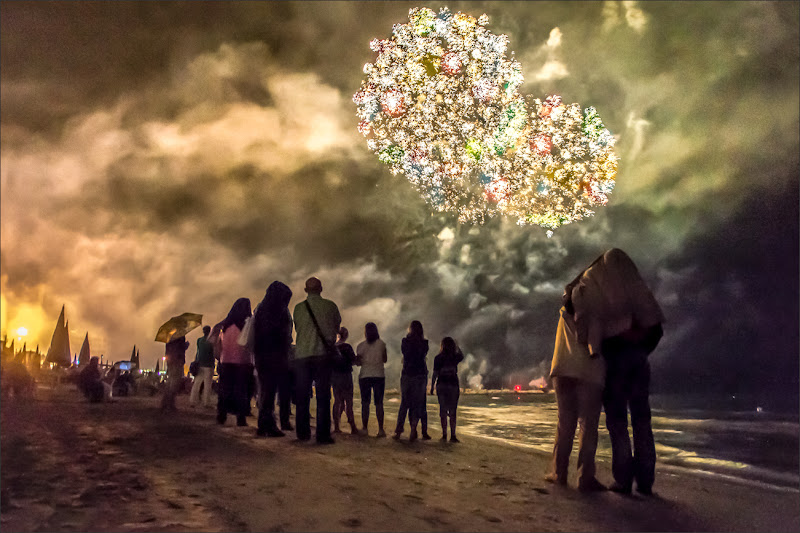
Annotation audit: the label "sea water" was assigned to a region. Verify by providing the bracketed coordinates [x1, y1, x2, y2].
[387, 391, 800, 491]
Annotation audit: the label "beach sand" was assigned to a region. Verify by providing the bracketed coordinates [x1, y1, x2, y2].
[1, 386, 798, 532]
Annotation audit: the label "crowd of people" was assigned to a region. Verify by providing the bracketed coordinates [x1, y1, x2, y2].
[73, 247, 663, 496]
[160, 276, 466, 445]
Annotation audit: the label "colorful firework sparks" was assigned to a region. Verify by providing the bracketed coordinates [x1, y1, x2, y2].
[353, 7, 618, 231]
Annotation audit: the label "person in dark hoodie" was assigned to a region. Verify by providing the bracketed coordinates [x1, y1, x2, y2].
[393, 320, 431, 441]
[252, 281, 295, 437]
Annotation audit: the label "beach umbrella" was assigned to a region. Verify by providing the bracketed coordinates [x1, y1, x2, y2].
[154, 313, 203, 343]
[155, 360, 160, 374]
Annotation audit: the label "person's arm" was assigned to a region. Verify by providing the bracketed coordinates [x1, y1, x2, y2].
[430, 356, 438, 394]
[454, 341, 464, 364]
[382, 343, 388, 364]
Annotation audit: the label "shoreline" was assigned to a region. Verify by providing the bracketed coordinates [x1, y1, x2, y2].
[2, 386, 798, 532]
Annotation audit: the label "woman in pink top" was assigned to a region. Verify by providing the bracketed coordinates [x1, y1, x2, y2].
[215, 298, 253, 427]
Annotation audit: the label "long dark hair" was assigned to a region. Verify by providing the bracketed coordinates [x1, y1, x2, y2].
[254, 281, 292, 334]
[407, 320, 424, 339]
[439, 336, 457, 356]
[365, 322, 380, 343]
[221, 298, 251, 332]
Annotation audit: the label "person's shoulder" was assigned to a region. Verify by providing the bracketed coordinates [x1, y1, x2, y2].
[321, 296, 339, 309]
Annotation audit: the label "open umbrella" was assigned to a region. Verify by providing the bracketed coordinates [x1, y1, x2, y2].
[154, 313, 203, 343]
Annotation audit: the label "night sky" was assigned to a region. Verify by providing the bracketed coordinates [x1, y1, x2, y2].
[1, 1, 797, 402]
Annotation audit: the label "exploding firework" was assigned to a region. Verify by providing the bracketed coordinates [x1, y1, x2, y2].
[354, 7, 618, 232]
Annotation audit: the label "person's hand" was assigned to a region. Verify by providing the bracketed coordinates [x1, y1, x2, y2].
[429, 389, 435, 395]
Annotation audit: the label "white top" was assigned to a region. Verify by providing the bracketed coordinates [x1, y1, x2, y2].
[356, 339, 387, 379]
[550, 308, 605, 387]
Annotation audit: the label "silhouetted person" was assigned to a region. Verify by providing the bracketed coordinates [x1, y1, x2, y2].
[78, 356, 105, 402]
[356, 322, 388, 437]
[253, 281, 294, 437]
[190, 326, 215, 408]
[292, 277, 341, 444]
[545, 303, 607, 492]
[571, 248, 664, 495]
[215, 298, 254, 427]
[161, 335, 189, 412]
[113, 370, 135, 397]
[431, 337, 463, 442]
[394, 320, 431, 441]
[332, 327, 358, 434]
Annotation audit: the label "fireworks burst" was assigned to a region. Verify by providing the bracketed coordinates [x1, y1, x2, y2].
[354, 7, 618, 231]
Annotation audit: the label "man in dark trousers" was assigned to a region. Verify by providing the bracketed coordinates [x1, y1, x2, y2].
[292, 277, 341, 444]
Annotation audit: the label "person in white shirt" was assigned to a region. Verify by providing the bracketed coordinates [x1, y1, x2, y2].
[355, 322, 387, 437]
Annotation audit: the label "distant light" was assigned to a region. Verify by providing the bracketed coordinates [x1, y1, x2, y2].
[514, 384, 521, 392]
[16, 327, 28, 337]
[756, 406, 763, 413]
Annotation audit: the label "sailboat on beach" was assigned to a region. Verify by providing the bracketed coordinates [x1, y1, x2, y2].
[45, 305, 72, 367]
[78, 333, 91, 366]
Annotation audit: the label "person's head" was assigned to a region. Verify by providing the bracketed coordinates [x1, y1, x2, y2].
[364, 322, 380, 343]
[407, 320, 424, 339]
[202, 325, 211, 338]
[264, 280, 293, 309]
[440, 336, 457, 355]
[89, 356, 99, 367]
[338, 327, 349, 343]
[304, 277, 323, 295]
[223, 298, 252, 331]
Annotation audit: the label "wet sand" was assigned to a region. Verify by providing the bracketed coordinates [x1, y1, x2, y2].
[1, 386, 798, 532]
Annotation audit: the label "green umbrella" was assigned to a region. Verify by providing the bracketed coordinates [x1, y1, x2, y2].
[154, 313, 203, 343]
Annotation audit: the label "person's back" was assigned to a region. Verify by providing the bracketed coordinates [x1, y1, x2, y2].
[290, 277, 340, 444]
[78, 359, 104, 402]
[401, 336, 429, 376]
[195, 335, 216, 368]
[433, 350, 463, 386]
[431, 338, 463, 442]
[396, 328, 430, 441]
[293, 293, 341, 360]
[356, 339, 387, 379]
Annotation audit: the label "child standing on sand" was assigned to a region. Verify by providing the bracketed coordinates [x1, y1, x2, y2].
[355, 322, 388, 437]
[430, 337, 464, 443]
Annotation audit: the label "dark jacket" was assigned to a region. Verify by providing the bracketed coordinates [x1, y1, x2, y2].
[332, 342, 357, 373]
[401, 337, 429, 376]
[253, 281, 294, 369]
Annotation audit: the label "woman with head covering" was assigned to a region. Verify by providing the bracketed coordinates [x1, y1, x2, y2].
[252, 281, 294, 437]
[571, 248, 664, 495]
[215, 297, 253, 427]
[355, 322, 388, 437]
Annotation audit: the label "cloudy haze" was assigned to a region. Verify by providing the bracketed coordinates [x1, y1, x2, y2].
[1, 1, 797, 402]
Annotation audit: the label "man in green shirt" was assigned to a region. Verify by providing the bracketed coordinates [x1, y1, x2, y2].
[190, 326, 215, 408]
[292, 277, 341, 444]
